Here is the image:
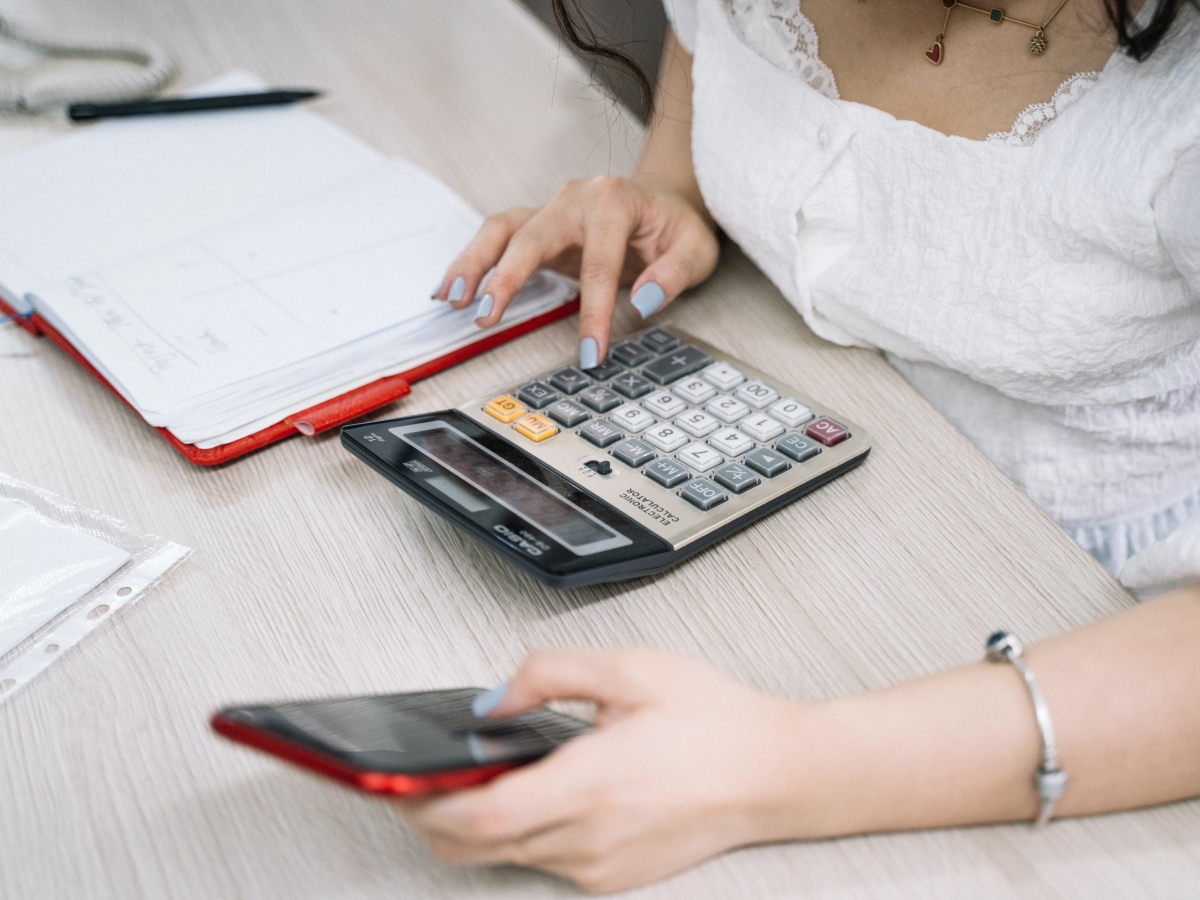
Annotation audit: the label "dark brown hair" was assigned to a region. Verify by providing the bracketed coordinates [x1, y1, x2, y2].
[552, 0, 1194, 115]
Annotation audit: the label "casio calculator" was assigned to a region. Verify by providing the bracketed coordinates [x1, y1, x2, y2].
[342, 328, 871, 587]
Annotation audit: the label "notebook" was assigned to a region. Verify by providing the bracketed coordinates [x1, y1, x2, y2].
[0, 72, 578, 464]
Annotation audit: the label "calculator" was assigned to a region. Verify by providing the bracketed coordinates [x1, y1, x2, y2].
[342, 328, 870, 587]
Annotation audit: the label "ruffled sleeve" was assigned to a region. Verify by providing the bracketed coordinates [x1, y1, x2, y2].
[661, 0, 698, 54]
[1120, 514, 1200, 597]
[1155, 143, 1200, 294]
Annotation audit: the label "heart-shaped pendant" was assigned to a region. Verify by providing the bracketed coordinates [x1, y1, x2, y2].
[925, 39, 943, 65]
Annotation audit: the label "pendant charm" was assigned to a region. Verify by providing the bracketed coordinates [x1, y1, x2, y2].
[925, 35, 944, 65]
[1029, 29, 1047, 53]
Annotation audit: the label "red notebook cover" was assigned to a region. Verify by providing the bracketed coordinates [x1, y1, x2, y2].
[0, 293, 579, 466]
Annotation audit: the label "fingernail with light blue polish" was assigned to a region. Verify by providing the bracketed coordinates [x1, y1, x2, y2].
[631, 282, 665, 319]
[472, 683, 508, 717]
[448, 276, 466, 303]
[476, 294, 494, 320]
[430, 278, 445, 300]
[579, 336, 598, 369]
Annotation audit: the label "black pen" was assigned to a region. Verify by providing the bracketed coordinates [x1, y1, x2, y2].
[68, 90, 322, 122]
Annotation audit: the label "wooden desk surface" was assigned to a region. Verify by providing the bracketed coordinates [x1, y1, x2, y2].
[1, 1, 1197, 897]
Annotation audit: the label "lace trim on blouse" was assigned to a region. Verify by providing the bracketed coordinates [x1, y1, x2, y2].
[719, 0, 1100, 144]
[985, 71, 1101, 146]
[721, 0, 839, 100]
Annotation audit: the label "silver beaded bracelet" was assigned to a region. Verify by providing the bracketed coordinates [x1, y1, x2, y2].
[985, 631, 1067, 826]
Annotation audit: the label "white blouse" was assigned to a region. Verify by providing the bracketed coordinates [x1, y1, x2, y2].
[662, 0, 1200, 595]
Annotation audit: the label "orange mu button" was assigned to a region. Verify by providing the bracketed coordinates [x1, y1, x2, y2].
[513, 413, 558, 442]
[485, 394, 526, 423]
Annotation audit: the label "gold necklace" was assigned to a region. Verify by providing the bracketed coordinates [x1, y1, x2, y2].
[926, 0, 1071, 65]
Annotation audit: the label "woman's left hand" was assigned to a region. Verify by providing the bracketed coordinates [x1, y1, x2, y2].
[397, 648, 808, 894]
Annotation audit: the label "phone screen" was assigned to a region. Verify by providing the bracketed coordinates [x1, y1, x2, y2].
[216, 689, 588, 774]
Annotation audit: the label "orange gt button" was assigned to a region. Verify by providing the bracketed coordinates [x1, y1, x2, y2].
[513, 413, 557, 442]
[486, 395, 526, 423]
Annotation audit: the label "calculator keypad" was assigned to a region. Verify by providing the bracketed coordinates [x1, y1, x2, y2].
[579, 385, 623, 413]
[471, 327, 862, 529]
[713, 462, 759, 494]
[578, 418, 623, 447]
[548, 366, 591, 395]
[740, 412, 785, 442]
[644, 457, 691, 488]
[735, 380, 779, 409]
[643, 422, 690, 452]
[702, 362, 745, 391]
[610, 438, 656, 468]
[679, 478, 726, 510]
[673, 377, 717, 404]
[642, 345, 713, 385]
[611, 371, 655, 399]
[677, 442, 724, 472]
[546, 398, 590, 428]
[611, 403, 654, 433]
[517, 381, 558, 409]
[676, 409, 721, 438]
[744, 447, 790, 478]
[642, 390, 687, 419]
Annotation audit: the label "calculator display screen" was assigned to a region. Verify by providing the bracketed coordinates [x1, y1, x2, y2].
[394, 423, 632, 556]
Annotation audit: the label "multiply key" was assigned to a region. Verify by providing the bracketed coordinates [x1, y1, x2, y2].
[611, 371, 655, 399]
[641, 345, 713, 385]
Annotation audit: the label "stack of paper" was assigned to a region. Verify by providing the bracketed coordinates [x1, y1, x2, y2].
[0, 73, 574, 448]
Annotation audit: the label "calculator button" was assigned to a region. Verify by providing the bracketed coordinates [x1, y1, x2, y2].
[735, 379, 779, 409]
[485, 394, 526, 423]
[768, 397, 814, 428]
[610, 438, 656, 468]
[578, 418, 623, 447]
[611, 341, 652, 367]
[706, 395, 751, 424]
[579, 385, 623, 413]
[513, 413, 557, 442]
[679, 477, 727, 510]
[516, 381, 558, 409]
[713, 462, 760, 494]
[673, 377, 717, 404]
[702, 362, 745, 391]
[546, 398, 590, 428]
[639, 327, 681, 354]
[644, 457, 691, 488]
[675, 409, 720, 437]
[677, 441, 724, 472]
[741, 412, 785, 442]
[547, 366, 591, 395]
[744, 447, 790, 478]
[642, 390, 687, 418]
[642, 422, 690, 452]
[641, 345, 713, 385]
[611, 371, 655, 399]
[611, 403, 655, 433]
[583, 358, 624, 382]
[708, 427, 754, 456]
[806, 417, 849, 446]
[776, 432, 821, 462]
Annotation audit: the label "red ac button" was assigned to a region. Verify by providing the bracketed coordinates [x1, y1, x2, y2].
[805, 417, 849, 447]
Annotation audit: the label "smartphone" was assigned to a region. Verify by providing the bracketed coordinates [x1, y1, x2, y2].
[210, 688, 589, 796]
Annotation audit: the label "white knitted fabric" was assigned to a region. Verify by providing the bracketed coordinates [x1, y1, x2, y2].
[663, 0, 1200, 595]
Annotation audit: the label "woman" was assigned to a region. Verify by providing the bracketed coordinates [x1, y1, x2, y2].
[418, 0, 1200, 892]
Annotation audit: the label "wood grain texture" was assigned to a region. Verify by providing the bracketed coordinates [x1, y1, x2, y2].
[1, 1, 1197, 897]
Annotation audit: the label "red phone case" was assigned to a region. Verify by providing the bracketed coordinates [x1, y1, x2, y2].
[211, 712, 520, 796]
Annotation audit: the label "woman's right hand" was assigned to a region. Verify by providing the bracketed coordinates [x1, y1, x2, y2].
[431, 176, 719, 368]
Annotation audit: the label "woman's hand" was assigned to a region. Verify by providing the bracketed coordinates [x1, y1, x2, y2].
[397, 648, 806, 894]
[431, 178, 719, 368]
